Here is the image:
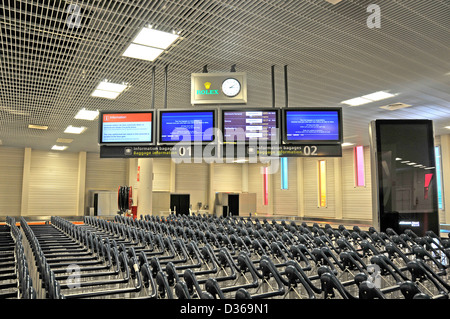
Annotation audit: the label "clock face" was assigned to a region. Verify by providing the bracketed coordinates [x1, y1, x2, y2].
[221, 78, 241, 97]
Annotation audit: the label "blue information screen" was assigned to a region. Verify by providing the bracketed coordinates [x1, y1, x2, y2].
[160, 111, 215, 142]
[285, 110, 340, 141]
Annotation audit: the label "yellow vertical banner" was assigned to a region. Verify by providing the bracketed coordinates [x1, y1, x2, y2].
[318, 160, 327, 207]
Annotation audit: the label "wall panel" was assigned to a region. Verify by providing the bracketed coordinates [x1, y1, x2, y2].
[214, 163, 242, 192]
[152, 158, 171, 191]
[273, 158, 298, 215]
[248, 163, 270, 215]
[342, 147, 372, 221]
[28, 150, 79, 216]
[303, 157, 335, 218]
[175, 162, 209, 210]
[0, 147, 24, 216]
[85, 152, 127, 214]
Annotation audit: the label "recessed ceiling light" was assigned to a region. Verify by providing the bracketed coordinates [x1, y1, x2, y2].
[96, 82, 128, 92]
[401, 160, 410, 164]
[74, 108, 100, 121]
[341, 142, 355, 147]
[28, 124, 48, 130]
[56, 138, 73, 143]
[445, 126, 450, 130]
[395, 157, 402, 161]
[122, 26, 179, 62]
[64, 125, 86, 134]
[122, 43, 164, 62]
[91, 90, 121, 99]
[51, 145, 68, 151]
[361, 91, 397, 101]
[341, 97, 372, 107]
[341, 91, 397, 106]
[132, 27, 179, 49]
[91, 80, 128, 100]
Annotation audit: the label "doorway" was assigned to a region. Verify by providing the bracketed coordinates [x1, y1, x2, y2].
[170, 194, 190, 215]
[228, 194, 239, 216]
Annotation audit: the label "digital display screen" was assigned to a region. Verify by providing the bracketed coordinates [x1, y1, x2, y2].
[159, 110, 215, 143]
[100, 111, 153, 144]
[372, 119, 440, 236]
[284, 109, 341, 143]
[222, 110, 278, 143]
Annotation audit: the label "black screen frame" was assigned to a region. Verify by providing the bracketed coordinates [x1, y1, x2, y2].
[158, 109, 217, 145]
[373, 119, 439, 236]
[221, 107, 281, 145]
[98, 110, 155, 145]
[281, 107, 343, 145]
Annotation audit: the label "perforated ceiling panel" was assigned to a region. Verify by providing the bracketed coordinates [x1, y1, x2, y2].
[0, 0, 449, 153]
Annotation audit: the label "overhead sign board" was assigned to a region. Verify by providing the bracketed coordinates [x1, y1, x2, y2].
[191, 72, 247, 105]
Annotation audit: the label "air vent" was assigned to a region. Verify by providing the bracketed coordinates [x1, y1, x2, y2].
[379, 103, 412, 111]
[56, 138, 74, 144]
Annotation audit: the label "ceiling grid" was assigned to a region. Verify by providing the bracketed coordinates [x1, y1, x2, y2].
[0, 0, 448, 152]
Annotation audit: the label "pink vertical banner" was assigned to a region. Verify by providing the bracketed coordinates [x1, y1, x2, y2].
[354, 146, 365, 186]
[263, 167, 269, 206]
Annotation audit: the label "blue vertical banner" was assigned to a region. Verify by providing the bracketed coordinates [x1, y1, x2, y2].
[281, 157, 288, 190]
[435, 146, 444, 210]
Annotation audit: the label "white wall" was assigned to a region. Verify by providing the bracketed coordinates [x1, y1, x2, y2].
[0, 147, 24, 216]
[175, 162, 209, 211]
[27, 150, 79, 216]
[2, 136, 449, 225]
[85, 152, 128, 214]
[341, 147, 372, 221]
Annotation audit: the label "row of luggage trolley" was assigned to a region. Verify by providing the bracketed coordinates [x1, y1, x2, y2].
[12, 214, 450, 299]
[0, 216, 36, 299]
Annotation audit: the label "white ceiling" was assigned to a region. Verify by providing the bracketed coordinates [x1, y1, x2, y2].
[0, 0, 449, 153]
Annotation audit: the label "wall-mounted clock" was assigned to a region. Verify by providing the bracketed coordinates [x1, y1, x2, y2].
[221, 78, 241, 97]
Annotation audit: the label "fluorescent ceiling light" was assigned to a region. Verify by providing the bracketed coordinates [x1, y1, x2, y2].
[341, 91, 397, 106]
[28, 124, 48, 130]
[91, 90, 121, 99]
[407, 162, 417, 166]
[361, 91, 397, 101]
[56, 138, 73, 143]
[96, 82, 127, 93]
[341, 97, 372, 106]
[91, 80, 128, 100]
[123, 43, 164, 61]
[341, 142, 355, 147]
[445, 126, 450, 130]
[64, 125, 87, 134]
[132, 27, 179, 49]
[74, 108, 99, 121]
[425, 167, 435, 170]
[400, 160, 410, 163]
[51, 145, 68, 151]
[395, 157, 402, 161]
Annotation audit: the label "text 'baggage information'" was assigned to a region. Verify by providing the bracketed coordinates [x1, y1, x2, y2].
[102, 113, 153, 143]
